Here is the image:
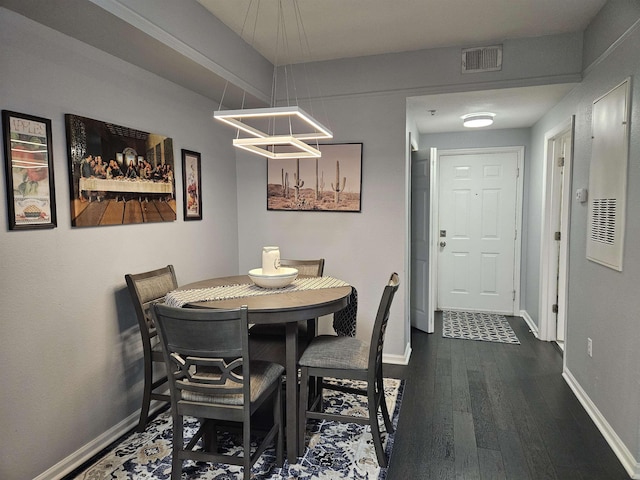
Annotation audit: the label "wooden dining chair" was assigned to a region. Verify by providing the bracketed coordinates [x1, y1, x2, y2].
[124, 265, 177, 432]
[152, 303, 284, 480]
[297, 273, 400, 467]
[248, 258, 325, 341]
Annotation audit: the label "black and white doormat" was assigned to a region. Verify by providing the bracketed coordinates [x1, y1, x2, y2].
[442, 310, 520, 345]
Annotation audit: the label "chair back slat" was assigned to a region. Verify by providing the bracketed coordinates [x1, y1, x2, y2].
[368, 273, 400, 377]
[126, 265, 178, 335]
[279, 258, 325, 277]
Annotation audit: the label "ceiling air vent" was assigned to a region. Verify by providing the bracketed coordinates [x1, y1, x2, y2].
[462, 45, 502, 73]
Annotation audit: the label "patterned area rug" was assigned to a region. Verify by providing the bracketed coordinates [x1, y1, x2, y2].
[442, 310, 520, 344]
[69, 378, 403, 480]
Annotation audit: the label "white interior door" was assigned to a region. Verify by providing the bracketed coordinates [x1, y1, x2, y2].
[410, 148, 432, 332]
[437, 148, 521, 314]
[539, 118, 574, 343]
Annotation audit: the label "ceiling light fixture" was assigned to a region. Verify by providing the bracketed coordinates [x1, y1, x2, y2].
[462, 112, 495, 128]
[214, 1, 332, 158]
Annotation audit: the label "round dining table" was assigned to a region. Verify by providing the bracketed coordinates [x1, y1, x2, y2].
[175, 274, 352, 463]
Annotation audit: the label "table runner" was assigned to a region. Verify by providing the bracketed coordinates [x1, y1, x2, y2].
[164, 276, 350, 308]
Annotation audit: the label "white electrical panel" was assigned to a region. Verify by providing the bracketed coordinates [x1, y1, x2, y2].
[586, 78, 631, 271]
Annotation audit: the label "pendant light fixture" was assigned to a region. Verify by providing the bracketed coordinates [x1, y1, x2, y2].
[214, 0, 332, 158]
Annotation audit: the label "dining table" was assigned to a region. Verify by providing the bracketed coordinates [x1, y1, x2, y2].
[168, 274, 352, 463]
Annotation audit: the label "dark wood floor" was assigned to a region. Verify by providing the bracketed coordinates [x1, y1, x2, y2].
[384, 314, 629, 480]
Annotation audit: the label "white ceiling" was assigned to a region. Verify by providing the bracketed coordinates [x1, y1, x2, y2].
[198, 0, 606, 64]
[406, 84, 577, 133]
[199, 0, 605, 133]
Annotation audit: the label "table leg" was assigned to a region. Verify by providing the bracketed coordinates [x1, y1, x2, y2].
[285, 321, 299, 463]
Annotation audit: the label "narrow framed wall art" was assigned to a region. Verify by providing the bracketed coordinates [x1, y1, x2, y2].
[2, 110, 57, 230]
[182, 149, 202, 220]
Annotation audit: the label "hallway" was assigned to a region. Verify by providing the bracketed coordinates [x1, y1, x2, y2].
[385, 314, 628, 479]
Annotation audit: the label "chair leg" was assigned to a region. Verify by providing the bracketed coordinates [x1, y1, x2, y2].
[298, 367, 310, 455]
[307, 375, 324, 412]
[274, 381, 284, 467]
[171, 414, 184, 480]
[203, 420, 218, 453]
[243, 413, 251, 480]
[137, 354, 153, 432]
[315, 376, 324, 412]
[368, 385, 387, 468]
[377, 372, 394, 434]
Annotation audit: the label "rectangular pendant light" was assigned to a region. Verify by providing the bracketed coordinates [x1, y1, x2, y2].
[233, 135, 321, 158]
[214, 105, 333, 141]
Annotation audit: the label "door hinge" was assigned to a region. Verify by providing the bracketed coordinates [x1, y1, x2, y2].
[552, 304, 559, 314]
[554, 231, 561, 241]
[557, 156, 565, 168]
[516, 167, 520, 178]
[513, 290, 516, 301]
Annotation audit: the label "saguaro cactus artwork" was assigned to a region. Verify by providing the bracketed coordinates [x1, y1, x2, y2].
[315, 159, 320, 200]
[281, 168, 289, 198]
[318, 171, 325, 201]
[293, 158, 304, 202]
[331, 160, 347, 203]
[315, 159, 326, 201]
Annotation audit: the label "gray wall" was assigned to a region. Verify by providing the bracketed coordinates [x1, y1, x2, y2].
[531, 10, 640, 464]
[0, 9, 240, 479]
[582, 0, 640, 69]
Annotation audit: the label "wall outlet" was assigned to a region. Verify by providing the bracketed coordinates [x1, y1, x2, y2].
[587, 338, 593, 357]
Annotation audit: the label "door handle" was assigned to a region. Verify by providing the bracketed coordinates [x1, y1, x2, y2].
[439, 241, 446, 247]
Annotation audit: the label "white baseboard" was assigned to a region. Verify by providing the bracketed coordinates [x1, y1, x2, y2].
[34, 402, 166, 480]
[384, 342, 412, 365]
[563, 367, 640, 479]
[520, 309, 539, 338]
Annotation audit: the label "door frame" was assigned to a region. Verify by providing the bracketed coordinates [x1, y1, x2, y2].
[428, 146, 524, 332]
[538, 117, 574, 342]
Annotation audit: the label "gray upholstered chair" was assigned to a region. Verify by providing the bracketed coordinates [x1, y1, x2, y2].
[125, 265, 177, 431]
[297, 273, 399, 467]
[152, 303, 284, 480]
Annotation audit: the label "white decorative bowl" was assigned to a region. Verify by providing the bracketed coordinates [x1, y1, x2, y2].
[248, 267, 298, 288]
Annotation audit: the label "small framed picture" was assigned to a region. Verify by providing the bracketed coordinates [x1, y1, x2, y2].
[182, 149, 202, 220]
[2, 110, 57, 230]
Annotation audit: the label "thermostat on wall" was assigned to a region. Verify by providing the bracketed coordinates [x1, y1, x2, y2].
[576, 188, 588, 203]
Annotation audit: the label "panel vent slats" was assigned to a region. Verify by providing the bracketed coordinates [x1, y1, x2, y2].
[590, 198, 617, 245]
[462, 45, 503, 73]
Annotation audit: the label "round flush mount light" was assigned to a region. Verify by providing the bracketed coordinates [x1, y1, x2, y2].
[462, 112, 495, 128]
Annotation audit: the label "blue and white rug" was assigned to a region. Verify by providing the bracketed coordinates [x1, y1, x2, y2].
[442, 310, 520, 345]
[69, 378, 403, 480]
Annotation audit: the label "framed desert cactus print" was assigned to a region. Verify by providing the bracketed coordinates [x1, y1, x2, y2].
[267, 143, 362, 212]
